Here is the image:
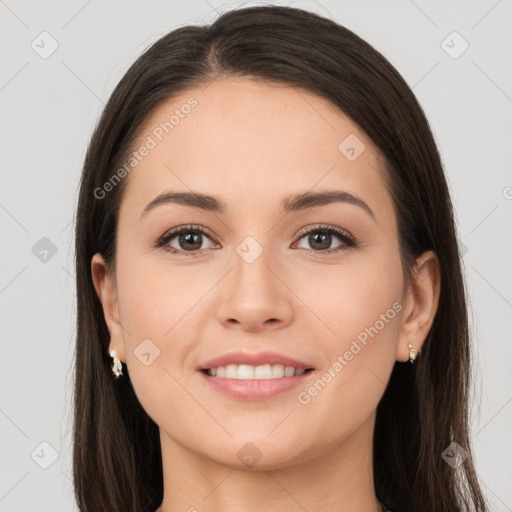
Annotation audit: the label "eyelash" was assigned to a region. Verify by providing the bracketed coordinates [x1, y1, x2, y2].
[155, 223, 358, 257]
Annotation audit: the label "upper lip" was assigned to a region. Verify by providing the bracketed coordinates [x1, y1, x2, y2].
[198, 350, 314, 371]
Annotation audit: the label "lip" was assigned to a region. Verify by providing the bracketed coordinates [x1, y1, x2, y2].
[197, 350, 316, 400]
[198, 368, 316, 400]
[197, 350, 314, 371]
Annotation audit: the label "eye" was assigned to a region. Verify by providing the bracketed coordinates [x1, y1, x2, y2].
[156, 223, 357, 257]
[156, 225, 218, 255]
[293, 224, 357, 254]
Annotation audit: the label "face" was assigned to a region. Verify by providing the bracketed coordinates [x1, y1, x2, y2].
[95, 77, 411, 469]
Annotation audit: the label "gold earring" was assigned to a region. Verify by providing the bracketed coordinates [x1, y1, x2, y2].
[408, 343, 418, 363]
[110, 350, 123, 378]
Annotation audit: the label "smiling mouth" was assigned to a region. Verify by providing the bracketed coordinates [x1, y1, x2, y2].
[200, 364, 315, 380]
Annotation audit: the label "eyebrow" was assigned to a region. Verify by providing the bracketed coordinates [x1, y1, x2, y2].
[140, 189, 376, 221]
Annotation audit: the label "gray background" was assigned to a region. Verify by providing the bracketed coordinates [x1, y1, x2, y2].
[1, 0, 511, 510]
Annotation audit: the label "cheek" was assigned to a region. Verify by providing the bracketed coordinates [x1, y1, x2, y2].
[116, 244, 207, 336]
[304, 248, 403, 348]
[336, 273, 402, 351]
[114, 248, 224, 411]
[298, 251, 402, 407]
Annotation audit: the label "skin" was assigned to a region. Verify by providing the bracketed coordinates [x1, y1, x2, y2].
[91, 77, 440, 512]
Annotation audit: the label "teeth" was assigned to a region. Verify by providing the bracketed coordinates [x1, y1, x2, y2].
[205, 364, 308, 379]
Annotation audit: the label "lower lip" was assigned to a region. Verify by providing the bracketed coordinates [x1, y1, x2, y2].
[198, 370, 315, 400]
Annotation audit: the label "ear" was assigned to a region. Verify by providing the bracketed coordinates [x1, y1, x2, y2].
[396, 250, 441, 362]
[91, 253, 126, 362]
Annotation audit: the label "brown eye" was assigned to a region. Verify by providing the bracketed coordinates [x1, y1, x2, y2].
[156, 224, 357, 257]
[157, 225, 217, 255]
[305, 231, 335, 251]
[176, 231, 204, 251]
[295, 225, 356, 253]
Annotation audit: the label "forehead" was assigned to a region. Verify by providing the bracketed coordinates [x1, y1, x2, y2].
[120, 77, 390, 220]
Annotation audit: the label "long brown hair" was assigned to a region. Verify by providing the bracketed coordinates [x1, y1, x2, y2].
[72, 5, 489, 511]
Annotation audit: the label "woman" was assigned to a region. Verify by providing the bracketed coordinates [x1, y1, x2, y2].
[72, 5, 489, 512]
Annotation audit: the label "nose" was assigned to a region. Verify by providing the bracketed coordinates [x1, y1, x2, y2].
[215, 241, 294, 332]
